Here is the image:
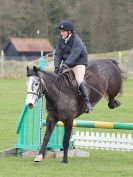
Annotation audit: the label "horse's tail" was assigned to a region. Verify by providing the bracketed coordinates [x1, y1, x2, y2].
[108, 59, 126, 98]
[109, 59, 126, 80]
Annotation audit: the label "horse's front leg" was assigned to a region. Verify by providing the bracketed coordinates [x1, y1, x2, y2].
[61, 119, 73, 163]
[34, 115, 56, 162]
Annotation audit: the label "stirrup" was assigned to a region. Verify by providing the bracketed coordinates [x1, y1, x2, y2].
[85, 102, 93, 113]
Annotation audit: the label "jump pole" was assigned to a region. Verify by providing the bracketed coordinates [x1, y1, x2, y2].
[42, 120, 133, 130]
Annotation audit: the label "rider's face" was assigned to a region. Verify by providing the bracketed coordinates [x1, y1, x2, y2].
[60, 30, 70, 39]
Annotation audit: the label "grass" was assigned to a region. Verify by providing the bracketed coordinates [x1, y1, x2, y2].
[1, 151, 133, 177]
[0, 78, 133, 177]
[89, 49, 131, 60]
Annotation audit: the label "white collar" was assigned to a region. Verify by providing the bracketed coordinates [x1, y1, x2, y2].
[64, 33, 72, 44]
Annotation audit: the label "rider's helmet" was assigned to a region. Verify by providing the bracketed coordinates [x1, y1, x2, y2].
[57, 20, 74, 31]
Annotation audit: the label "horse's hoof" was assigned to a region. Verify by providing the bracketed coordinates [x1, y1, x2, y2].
[108, 100, 121, 109]
[34, 154, 43, 162]
[60, 160, 68, 164]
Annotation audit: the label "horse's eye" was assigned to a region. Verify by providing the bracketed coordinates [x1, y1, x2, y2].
[35, 83, 38, 86]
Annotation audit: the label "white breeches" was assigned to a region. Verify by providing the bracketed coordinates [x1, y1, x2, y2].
[71, 65, 86, 86]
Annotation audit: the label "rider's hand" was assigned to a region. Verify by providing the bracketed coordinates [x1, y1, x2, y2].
[59, 63, 68, 73]
[54, 67, 59, 74]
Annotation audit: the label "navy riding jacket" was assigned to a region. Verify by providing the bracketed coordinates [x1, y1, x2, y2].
[54, 32, 89, 68]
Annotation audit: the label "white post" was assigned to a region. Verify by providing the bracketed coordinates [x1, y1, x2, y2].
[118, 51, 122, 63]
[0, 50, 4, 78]
[41, 50, 43, 57]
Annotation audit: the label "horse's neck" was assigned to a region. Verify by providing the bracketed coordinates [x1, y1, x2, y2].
[42, 72, 62, 102]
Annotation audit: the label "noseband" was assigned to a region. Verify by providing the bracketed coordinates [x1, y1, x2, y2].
[27, 91, 39, 96]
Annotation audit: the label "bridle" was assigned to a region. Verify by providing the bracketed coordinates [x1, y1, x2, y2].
[27, 91, 39, 96]
[27, 76, 46, 99]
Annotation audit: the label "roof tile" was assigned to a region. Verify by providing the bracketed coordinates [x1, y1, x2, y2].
[10, 38, 54, 52]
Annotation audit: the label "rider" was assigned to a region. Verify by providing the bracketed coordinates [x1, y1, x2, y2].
[54, 20, 92, 113]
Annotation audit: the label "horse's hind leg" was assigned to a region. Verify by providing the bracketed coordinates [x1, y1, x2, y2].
[107, 80, 122, 109]
[62, 119, 73, 163]
[108, 97, 121, 109]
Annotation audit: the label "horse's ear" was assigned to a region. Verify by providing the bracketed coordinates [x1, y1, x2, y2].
[26, 66, 30, 72]
[26, 66, 30, 76]
[33, 66, 38, 73]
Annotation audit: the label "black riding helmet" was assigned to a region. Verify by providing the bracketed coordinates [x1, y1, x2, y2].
[57, 20, 74, 31]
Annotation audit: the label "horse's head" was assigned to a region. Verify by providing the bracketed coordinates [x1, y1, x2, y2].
[26, 66, 44, 109]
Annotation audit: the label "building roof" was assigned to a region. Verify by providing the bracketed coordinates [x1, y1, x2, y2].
[5, 38, 54, 52]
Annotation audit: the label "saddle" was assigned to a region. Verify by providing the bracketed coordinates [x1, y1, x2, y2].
[62, 69, 90, 90]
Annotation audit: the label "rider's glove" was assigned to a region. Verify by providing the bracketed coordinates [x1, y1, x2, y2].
[59, 63, 68, 73]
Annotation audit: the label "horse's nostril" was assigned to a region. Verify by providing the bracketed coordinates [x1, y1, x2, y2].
[28, 103, 33, 109]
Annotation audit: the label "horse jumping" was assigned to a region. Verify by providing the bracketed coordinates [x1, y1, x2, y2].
[26, 59, 124, 163]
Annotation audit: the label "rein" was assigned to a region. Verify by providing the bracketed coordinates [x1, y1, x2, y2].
[85, 83, 105, 97]
[37, 73, 64, 111]
[33, 70, 104, 111]
[61, 71, 105, 97]
[45, 75, 64, 111]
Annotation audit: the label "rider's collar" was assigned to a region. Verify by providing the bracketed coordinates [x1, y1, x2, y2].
[64, 33, 72, 44]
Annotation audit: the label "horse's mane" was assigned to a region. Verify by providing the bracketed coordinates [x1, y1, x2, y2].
[39, 70, 72, 92]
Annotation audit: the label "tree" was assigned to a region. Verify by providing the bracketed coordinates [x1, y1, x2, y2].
[0, 0, 133, 53]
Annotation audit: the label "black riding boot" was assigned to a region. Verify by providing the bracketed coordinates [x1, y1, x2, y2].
[79, 82, 93, 113]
